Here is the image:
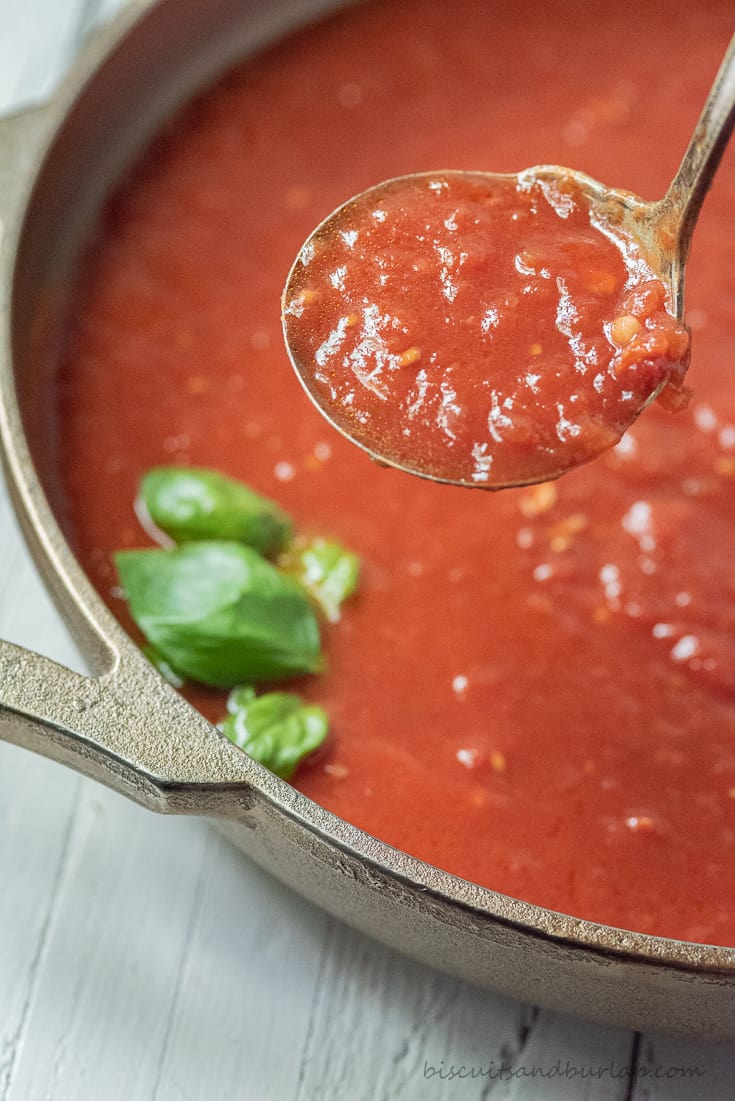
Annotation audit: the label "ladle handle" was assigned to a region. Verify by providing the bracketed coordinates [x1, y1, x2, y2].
[664, 31, 735, 257]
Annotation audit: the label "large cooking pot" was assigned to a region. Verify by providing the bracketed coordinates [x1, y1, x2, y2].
[1, 0, 734, 1036]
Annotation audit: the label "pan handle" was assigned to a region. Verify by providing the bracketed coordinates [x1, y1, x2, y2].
[0, 635, 260, 816]
[0, 5, 260, 817]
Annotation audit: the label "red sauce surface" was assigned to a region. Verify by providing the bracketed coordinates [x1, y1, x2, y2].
[54, 0, 735, 944]
[284, 171, 689, 486]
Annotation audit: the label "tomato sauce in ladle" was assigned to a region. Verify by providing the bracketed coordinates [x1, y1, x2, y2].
[283, 35, 735, 490]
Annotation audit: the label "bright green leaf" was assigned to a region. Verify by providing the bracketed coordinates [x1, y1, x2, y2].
[287, 537, 360, 622]
[220, 688, 328, 779]
[226, 685, 257, 713]
[139, 467, 292, 556]
[115, 542, 322, 688]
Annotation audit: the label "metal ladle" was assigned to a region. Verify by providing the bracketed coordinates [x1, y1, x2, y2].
[282, 33, 735, 490]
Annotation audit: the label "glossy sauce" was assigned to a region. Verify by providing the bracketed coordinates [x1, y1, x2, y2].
[284, 171, 690, 485]
[55, 0, 735, 944]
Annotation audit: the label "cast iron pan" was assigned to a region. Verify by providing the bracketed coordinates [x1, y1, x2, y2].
[1, 0, 733, 1035]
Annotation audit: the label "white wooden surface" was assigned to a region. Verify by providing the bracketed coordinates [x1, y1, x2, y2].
[0, 2, 734, 1097]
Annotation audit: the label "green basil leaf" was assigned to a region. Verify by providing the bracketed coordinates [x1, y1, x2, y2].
[115, 542, 322, 687]
[226, 685, 257, 713]
[220, 689, 328, 779]
[139, 467, 292, 555]
[287, 537, 360, 622]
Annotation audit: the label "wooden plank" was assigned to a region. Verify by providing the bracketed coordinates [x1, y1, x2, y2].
[630, 1034, 735, 1101]
[149, 833, 331, 1101]
[496, 1013, 634, 1101]
[293, 920, 638, 1101]
[293, 918, 525, 1101]
[2, 788, 210, 1101]
[0, 745, 82, 1101]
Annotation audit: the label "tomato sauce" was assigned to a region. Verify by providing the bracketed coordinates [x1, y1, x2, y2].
[54, 0, 735, 944]
[284, 171, 690, 486]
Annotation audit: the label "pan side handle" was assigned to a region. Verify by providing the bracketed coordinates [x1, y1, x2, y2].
[0, 636, 260, 816]
[0, 10, 259, 819]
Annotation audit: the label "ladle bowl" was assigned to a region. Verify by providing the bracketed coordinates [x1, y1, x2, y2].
[282, 33, 735, 490]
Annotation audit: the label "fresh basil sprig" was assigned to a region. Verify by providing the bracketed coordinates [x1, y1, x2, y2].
[139, 467, 292, 556]
[115, 541, 322, 687]
[220, 686, 328, 779]
[284, 537, 360, 622]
